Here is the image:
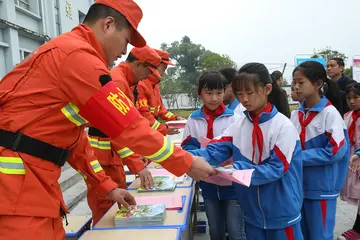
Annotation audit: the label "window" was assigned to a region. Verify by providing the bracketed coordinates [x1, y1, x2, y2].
[54, 0, 61, 35]
[78, 11, 86, 24]
[14, 0, 30, 10]
[19, 49, 31, 61]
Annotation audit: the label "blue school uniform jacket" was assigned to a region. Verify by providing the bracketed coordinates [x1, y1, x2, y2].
[181, 107, 240, 200]
[226, 98, 240, 111]
[291, 96, 350, 200]
[189, 106, 303, 229]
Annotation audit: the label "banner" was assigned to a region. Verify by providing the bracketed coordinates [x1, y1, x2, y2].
[353, 59, 360, 82]
[296, 58, 326, 68]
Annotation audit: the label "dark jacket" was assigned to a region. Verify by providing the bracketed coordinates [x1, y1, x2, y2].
[337, 75, 357, 115]
[280, 88, 291, 118]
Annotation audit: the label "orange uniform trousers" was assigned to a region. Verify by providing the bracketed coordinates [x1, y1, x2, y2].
[0, 215, 65, 240]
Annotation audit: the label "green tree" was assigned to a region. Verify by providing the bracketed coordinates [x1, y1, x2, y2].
[312, 47, 354, 77]
[161, 36, 204, 85]
[312, 46, 347, 62]
[344, 66, 353, 78]
[200, 51, 236, 71]
[161, 36, 204, 107]
[160, 36, 237, 108]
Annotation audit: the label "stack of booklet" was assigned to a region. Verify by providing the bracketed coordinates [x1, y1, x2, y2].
[114, 204, 166, 227]
[150, 169, 186, 184]
[137, 176, 176, 192]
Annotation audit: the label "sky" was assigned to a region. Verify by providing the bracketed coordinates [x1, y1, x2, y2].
[117, 0, 360, 81]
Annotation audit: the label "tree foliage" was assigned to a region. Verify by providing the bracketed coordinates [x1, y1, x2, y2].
[312, 46, 347, 62]
[160, 36, 236, 108]
[312, 46, 352, 78]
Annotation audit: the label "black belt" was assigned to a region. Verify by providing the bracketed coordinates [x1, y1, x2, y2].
[0, 129, 69, 167]
[88, 127, 108, 138]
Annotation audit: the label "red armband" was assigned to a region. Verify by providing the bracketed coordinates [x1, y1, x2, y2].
[79, 81, 140, 137]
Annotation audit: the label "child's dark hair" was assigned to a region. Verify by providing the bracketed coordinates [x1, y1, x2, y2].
[271, 70, 282, 81]
[197, 71, 228, 95]
[219, 68, 237, 84]
[233, 62, 289, 114]
[293, 61, 342, 112]
[345, 83, 360, 96]
[329, 57, 345, 68]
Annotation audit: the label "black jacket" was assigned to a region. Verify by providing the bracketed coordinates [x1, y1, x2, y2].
[337, 75, 357, 115]
[280, 88, 291, 118]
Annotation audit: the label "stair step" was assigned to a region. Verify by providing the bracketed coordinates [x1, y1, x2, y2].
[63, 180, 87, 211]
[59, 167, 83, 192]
[69, 196, 92, 216]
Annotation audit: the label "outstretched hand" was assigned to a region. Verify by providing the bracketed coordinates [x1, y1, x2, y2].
[186, 156, 216, 181]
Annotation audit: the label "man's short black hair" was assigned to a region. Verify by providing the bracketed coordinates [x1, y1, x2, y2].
[219, 68, 237, 84]
[330, 57, 345, 68]
[83, 4, 130, 30]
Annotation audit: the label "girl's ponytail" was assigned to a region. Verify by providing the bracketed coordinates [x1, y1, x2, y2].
[293, 61, 343, 114]
[269, 74, 290, 117]
[236, 63, 290, 117]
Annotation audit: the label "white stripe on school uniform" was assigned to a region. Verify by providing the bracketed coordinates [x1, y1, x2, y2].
[288, 214, 301, 224]
[320, 193, 339, 198]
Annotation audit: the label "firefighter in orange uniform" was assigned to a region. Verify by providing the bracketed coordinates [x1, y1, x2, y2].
[135, 49, 184, 136]
[87, 45, 161, 225]
[0, 1, 214, 239]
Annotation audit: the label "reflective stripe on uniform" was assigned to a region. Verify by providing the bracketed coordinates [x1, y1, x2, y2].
[165, 112, 174, 118]
[145, 137, 174, 163]
[88, 137, 111, 150]
[78, 170, 87, 180]
[0, 157, 25, 175]
[90, 160, 103, 173]
[61, 102, 88, 126]
[151, 120, 161, 130]
[117, 147, 134, 158]
[149, 107, 155, 113]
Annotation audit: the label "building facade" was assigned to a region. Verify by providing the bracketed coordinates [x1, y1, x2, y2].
[0, 0, 95, 79]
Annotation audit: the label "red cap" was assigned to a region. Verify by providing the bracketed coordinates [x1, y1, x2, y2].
[131, 46, 161, 79]
[95, 0, 146, 47]
[154, 49, 175, 66]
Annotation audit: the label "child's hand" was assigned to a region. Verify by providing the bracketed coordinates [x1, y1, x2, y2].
[349, 155, 360, 173]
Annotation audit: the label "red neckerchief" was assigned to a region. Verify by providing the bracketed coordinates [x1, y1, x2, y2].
[202, 103, 226, 139]
[249, 102, 272, 164]
[298, 110, 319, 150]
[349, 110, 360, 145]
[298, 100, 332, 149]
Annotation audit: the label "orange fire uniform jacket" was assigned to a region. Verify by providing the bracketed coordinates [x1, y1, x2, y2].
[0, 24, 192, 220]
[135, 74, 177, 135]
[89, 62, 145, 175]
